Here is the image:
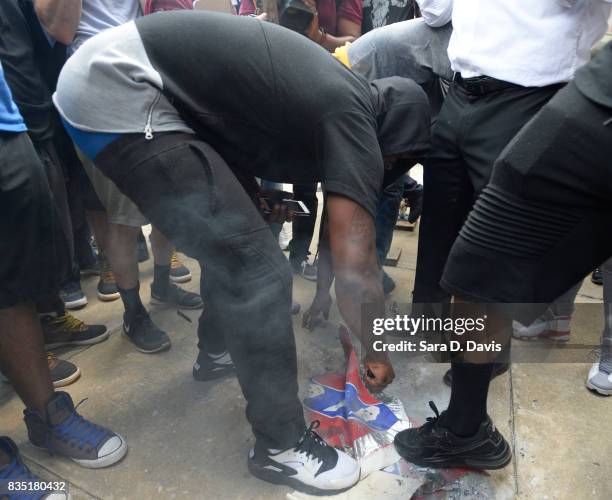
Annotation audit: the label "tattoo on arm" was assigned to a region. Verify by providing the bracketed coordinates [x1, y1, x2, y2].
[348, 205, 374, 258]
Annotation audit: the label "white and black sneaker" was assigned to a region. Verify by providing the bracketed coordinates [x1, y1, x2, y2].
[192, 350, 235, 381]
[248, 421, 360, 496]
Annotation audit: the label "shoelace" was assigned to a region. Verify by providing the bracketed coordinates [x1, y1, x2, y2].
[49, 314, 86, 333]
[51, 399, 110, 451]
[293, 421, 333, 466]
[170, 252, 182, 270]
[420, 401, 444, 433]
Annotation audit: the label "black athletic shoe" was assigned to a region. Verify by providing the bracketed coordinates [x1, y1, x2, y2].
[123, 313, 171, 354]
[592, 268, 603, 285]
[150, 283, 203, 310]
[192, 350, 235, 381]
[443, 363, 510, 387]
[97, 257, 120, 301]
[248, 421, 360, 495]
[394, 401, 511, 470]
[41, 313, 109, 350]
[1, 353, 80, 388]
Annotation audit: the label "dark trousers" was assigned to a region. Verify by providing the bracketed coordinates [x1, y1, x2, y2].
[288, 182, 318, 264]
[444, 82, 612, 306]
[375, 175, 422, 264]
[0, 132, 57, 309]
[375, 176, 403, 265]
[96, 133, 305, 450]
[34, 140, 74, 285]
[413, 80, 562, 303]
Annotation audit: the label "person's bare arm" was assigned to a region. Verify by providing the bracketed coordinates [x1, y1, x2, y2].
[34, 0, 82, 45]
[319, 17, 361, 51]
[327, 194, 395, 391]
[304, 0, 361, 51]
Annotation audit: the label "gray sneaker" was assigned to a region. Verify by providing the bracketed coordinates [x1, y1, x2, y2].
[24, 392, 127, 468]
[587, 362, 612, 395]
[292, 259, 317, 282]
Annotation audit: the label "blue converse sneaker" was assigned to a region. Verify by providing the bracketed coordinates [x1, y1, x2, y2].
[0, 436, 68, 499]
[24, 392, 127, 469]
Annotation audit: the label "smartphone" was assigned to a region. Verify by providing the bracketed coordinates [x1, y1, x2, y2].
[260, 198, 310, 216]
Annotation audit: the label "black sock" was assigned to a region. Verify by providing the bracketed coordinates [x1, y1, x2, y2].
[443, 362, 494, 437]
[152, 264, 171, 297]
[118, 283, 146, 324]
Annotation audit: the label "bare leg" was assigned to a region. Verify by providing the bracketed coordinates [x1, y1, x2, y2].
[0, 303, 53, 416]
[105, 223, 139, 289]
[150, 226, 174, 266]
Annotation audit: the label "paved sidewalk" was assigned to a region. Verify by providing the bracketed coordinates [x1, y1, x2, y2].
[1, 216, 610, 499]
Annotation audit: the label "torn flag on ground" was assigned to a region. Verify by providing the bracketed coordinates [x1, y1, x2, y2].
[303, 325, 412, 478]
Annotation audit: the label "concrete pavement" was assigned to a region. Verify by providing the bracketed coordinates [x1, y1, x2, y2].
[1, 209, 610, 499]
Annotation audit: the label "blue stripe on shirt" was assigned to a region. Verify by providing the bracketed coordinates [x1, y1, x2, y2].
[61, 118, 120, 160]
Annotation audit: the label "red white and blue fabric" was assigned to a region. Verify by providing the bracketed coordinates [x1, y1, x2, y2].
[304, 326, 411, 476]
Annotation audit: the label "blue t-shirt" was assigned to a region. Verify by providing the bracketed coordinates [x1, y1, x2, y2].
[0, 63, 26, 133]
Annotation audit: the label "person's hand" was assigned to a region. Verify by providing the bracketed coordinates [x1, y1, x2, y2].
[259, 189, 295, 224]
[302, 292, 332, 330]
[363, 355, 395, 392]
[304, 0, 321, 42]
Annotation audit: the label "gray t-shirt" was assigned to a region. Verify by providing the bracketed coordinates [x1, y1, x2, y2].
[71, 0, 142, 53]
[55, 21, 193, 136]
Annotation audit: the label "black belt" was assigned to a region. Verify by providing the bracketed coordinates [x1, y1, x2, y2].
[453, 73, 522, 95]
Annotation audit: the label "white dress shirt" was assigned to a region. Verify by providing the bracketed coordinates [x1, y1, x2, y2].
[447, 0, 612, 87]
[416, 0, 453, 27]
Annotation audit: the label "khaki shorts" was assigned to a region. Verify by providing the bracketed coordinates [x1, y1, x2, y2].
[78, 149, 148, 227]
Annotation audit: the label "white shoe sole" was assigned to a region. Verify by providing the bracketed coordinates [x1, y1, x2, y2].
[32, 435, 128, 469]
[72, 434, 128, 468]
[52, 367, 82, 388]
[169, 272, 192, 284]
[586, 379, 612, 396]
[248, 458, 360, 496]
[97, 290, 120, 301]
[513, 331, 571, 342]
[45, 331, 110, 350]
[122, 326, 171, 354]
[63, 296, 88, 309]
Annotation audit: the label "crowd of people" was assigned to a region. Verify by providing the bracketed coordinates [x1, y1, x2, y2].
[1, 0, 611, 497]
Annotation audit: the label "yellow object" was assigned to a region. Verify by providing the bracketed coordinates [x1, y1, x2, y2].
[332, 43, 352, 69]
